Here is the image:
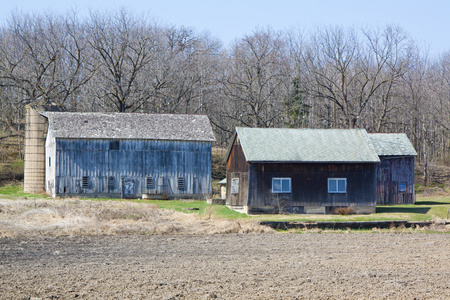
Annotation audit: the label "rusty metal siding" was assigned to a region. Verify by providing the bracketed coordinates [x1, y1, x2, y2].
[376, 156, 415, 205]
[226, 136, 249, 206]
[54, 139, 212, 198]
[247, 163, 377, 212]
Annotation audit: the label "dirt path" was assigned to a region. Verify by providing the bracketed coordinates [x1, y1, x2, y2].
[1, 233, 449, 299]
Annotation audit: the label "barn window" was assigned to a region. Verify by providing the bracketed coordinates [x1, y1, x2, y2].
[231, 178, 239, 194]
[398, 182, 407, 192]
[146, 177, 154, 189]
[272, 178, 291, 193]
[108, 177, 115, 189]
[328, 178, 346, 193]
[178, 177, 185, 190]
[82, 176, 89, 188]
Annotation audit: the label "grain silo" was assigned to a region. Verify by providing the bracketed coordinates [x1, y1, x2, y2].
[23, 106, 48, 193]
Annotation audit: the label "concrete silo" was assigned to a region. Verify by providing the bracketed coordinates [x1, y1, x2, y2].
[23, 106, 48, 193]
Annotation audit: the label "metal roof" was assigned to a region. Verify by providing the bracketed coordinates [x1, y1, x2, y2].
[42, 112, 215, 142]
[235, 127, 380, 163]
[368, 133, 417, 156]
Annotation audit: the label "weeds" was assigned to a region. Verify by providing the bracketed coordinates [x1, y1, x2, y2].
[0, 198, 274, 237]
[334, 206, 354, 215]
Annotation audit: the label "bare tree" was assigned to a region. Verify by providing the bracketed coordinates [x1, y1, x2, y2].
[87, 9, 158, 112]
[147, 27, 221, 114]
[0, 12, 90, 138]
[303, 26, 413, 129]
[220, 28, 291, 129]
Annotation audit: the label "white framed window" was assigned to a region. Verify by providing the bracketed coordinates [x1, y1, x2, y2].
[272, 178, 291, 193]
[398, 182, 407, 192]
[328, 178, 347, 193]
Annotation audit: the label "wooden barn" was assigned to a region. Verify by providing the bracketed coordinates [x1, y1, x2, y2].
[225, 128, 381, 214]
[29, 110, 215, 198]
[369, 133, 417, 205]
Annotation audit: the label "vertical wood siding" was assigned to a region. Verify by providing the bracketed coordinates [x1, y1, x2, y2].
[226, 136, 249, 206]
[247, 163, 377, 212]
[53, 139, 212, 198]
[376, 156, 415, 205]
[225, 137, 378, 213]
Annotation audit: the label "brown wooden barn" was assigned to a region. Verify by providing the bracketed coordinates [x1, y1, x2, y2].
[369, 133, 417, 205]
[225, 128, 381, 214]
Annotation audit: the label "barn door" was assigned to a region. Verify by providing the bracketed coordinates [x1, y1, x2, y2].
[122, 178, 136, 198]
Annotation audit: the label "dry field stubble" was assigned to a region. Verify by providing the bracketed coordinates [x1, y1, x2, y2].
[0, 198, 273, 237]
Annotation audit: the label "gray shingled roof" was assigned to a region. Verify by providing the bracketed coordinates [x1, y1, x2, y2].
[369, 133, 417, 156]
[234, 127, 380, 163]
[41, 112, 215, 142]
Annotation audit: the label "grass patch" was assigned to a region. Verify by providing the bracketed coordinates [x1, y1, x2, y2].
[1, 184, 449, 222]
[0, 184, 49, 199]
[105, 199, 249, 220]
[256, 196, 450, 222]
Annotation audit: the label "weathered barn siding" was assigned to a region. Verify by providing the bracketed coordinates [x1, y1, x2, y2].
[225, 136, 249, 206]
[224, 128, 385, 214]
[247, 163, 377, 214]
[48, 138, 212, 198]
[224, 135, 377, 214]
[376, 156, 415, 205]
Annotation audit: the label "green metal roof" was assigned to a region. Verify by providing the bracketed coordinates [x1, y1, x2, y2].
[368, 133, 417, 156]
[235, 127, 380, 163]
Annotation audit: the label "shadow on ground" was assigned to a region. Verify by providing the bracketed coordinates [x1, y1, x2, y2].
[376, 206, 431, 214]
[415, 200, 450, 205]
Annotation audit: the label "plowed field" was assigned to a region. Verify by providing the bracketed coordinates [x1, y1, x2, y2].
[1, 233, 449, 299]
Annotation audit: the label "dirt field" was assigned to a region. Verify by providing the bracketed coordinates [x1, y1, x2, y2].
[1, 233, 449, 299]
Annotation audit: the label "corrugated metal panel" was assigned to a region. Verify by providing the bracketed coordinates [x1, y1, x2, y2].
[42, 112, 215, 142]
[236, 127, 380, 163]
[369, 133, 417, 156]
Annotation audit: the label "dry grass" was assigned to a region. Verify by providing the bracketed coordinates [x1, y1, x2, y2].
[0, 198, 273, 237]
[334, 206, 354, 215]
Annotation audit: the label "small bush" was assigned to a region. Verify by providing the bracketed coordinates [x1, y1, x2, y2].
[0, 159, 24, 182]
[334, 206, 354, 215]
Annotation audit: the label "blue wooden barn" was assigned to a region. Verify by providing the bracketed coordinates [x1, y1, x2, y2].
[41, 112, 215, 199]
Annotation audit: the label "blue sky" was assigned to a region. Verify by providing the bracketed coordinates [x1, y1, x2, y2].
[1, 0, 449, 57]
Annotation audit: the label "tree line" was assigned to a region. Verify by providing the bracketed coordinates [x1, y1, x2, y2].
[0, 10, 448, 173]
